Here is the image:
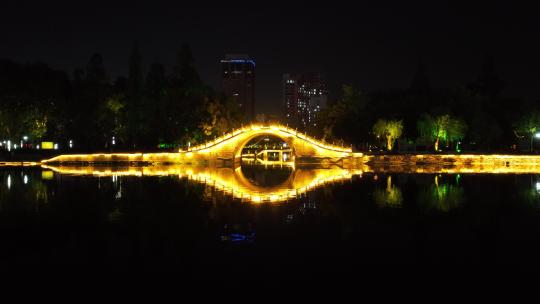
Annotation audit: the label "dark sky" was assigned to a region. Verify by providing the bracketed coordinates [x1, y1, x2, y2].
[1, 1, 538, 114]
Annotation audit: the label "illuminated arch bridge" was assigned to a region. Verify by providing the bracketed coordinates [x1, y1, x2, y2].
[43, 124, 363, 165]
[183, 124, 360, 162]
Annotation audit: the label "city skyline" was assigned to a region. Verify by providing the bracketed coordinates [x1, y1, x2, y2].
[1, 1, 537, 116]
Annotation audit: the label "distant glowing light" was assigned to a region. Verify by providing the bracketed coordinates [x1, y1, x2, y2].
[23, 136, 28, 141]
[23, 175, 28, 184]
[41, 142, 54, 149]
[54, 143, 58, 150]
[7, 175, 11, 190]
[535, 133, 540, 139]
[69, 139, 73, 148]
[536, 182, 540, 191]
[112, 137, 116, 145]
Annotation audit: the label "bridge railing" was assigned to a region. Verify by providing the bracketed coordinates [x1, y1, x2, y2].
[182, 123, 352, 154]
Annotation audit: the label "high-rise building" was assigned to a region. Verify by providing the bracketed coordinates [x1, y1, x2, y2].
[283, 73, 327, 129]
[221, 54, 255, 121]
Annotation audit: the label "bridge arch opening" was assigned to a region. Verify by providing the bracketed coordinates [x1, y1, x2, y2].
[236, 133, 294, 164]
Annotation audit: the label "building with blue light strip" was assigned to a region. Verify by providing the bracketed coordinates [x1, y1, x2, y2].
[221, 54, 255, 120]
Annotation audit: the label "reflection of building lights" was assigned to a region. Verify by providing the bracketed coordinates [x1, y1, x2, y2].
[7, 174, 11, 190]
[23, 175, 28, 184]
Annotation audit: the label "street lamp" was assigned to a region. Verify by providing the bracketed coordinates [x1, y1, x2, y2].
[532, 132, 540, 152]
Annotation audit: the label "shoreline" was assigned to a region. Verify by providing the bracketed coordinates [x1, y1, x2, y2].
[1, 152, 540, 169]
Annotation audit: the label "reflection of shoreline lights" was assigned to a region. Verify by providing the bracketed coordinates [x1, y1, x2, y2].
[374, 175, 403, 208]
[0, 162, 39, 166]
[39, 165, 362, 203]
[7, 174, 11, 189]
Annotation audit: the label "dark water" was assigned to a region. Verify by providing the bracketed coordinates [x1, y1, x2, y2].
[2, 166, 540, 277]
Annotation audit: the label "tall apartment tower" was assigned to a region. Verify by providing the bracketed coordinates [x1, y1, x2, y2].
[283, 73, 327, 130]
[221, 54, 255, 121]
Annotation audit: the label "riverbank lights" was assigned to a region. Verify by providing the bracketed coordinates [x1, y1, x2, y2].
[69, 139, 73, 148]
[112, 136, 116, 145]
[54, 143, 58, 150]
[8, 140, 11, 151]
[23, 136, 28, 141]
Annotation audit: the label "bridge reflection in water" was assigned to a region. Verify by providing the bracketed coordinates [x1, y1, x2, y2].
[41, 163, 361, 203]
[33, 158, 540, 204]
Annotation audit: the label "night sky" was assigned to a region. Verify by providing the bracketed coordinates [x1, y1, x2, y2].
[1, 1, 538, 115]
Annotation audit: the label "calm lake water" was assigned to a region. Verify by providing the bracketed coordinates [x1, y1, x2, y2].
[2, 164, 540, 277]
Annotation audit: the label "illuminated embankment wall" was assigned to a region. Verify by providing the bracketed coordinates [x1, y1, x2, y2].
[42, 124, 361, 164]
[365, 154, 540, 174]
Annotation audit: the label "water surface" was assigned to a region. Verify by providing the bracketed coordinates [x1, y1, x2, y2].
[2, 164, 540, 276]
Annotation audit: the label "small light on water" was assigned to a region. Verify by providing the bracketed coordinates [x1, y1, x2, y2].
[23, 175, 28, 184]
[54, 143, 58, 150]
[7, 175, 11, 190]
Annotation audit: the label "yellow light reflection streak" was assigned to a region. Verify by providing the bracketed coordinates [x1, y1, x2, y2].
[40, 164, 361, 204]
